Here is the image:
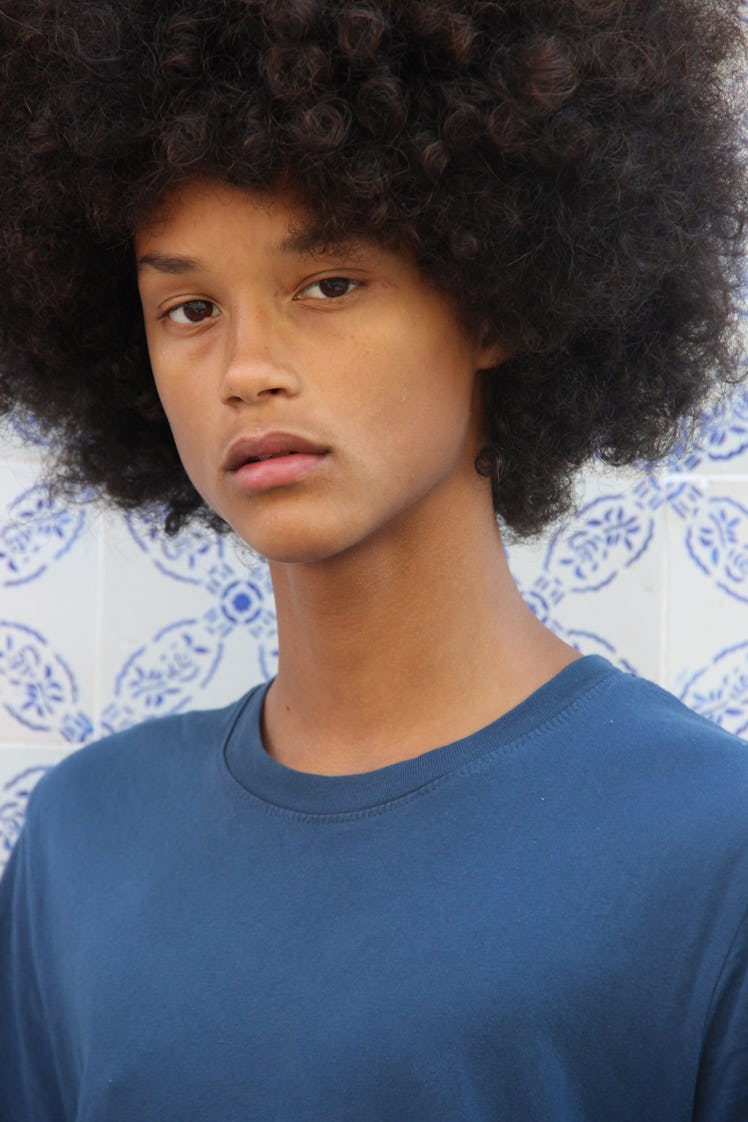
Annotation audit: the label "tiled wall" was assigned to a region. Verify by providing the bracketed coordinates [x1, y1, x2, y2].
[1, 386, 748, 871]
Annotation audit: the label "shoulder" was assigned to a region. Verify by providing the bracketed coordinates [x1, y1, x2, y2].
[22, 689, 255, 836]
[525, 655, 746, 772]
[565, 660, 748, 842]
[587, 661, 745, 759]
[507, 658, 748, 857]
[546, 655, 743, 753]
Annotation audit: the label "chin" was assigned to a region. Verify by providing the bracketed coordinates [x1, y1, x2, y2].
[218, 495, 404, 568]
[227, 520, 360, 567]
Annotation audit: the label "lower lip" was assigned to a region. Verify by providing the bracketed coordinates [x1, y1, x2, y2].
[231, 452, 329, 492]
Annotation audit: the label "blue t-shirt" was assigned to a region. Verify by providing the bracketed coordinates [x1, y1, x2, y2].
[2, 655, 748, 1120]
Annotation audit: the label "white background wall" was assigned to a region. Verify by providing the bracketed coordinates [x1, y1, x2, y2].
[1, 383, 748, 872]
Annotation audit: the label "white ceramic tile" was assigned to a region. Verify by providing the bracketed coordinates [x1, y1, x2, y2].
[94, 511, 274, 737]
[664, 479, 748, 738]
[0, 459, 101, 747]
[679, 385, 748, 476]
[509, 467, 666, 681]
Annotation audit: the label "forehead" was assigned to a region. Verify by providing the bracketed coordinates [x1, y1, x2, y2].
[133, 177, 411, 281]
[135, 178, 312, 251]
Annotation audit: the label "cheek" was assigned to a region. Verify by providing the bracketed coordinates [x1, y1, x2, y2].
[360, 352, 478, 480]
[148, 342, 201, 431]
[151, 372, 208, 478]
[408, 339, 479, 431]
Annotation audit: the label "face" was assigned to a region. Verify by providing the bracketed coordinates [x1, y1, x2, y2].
[135, 179, 503, 565]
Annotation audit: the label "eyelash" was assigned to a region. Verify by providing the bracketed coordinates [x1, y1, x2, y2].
[160, 277, 361, 325]
[161, 299, 219, 325]
[298, 277, 361, 301]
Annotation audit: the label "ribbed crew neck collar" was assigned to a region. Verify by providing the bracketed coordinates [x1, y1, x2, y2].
[222, 655, 617, 817]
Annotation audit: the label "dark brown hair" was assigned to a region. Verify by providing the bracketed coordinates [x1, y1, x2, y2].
[0, 0, 745, 534]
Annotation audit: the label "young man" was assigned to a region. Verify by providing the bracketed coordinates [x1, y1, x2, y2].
[0, 1, 747, 1118]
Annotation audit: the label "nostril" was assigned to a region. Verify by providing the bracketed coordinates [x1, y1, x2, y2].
[222, 355, 301, 402]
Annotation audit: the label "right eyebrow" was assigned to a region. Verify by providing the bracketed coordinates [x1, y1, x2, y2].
[136, 253, 203, 274]
[277, 228, 364, 258]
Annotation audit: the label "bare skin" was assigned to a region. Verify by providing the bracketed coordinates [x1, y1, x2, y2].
[136, 178, 579, 776]
[265, 479, 576, 775]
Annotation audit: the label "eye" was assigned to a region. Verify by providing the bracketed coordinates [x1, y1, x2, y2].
[164, 299, 220, 324]
[300, 277, 360, 300]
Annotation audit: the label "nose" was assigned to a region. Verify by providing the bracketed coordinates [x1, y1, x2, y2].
[220, 308, 301, 404]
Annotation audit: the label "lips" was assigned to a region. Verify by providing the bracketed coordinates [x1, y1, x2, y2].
[223, 431, 330, 493]
[224, 432, 329, 472]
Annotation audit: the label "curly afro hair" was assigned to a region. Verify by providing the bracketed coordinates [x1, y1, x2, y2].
[0, 0, 745, 536]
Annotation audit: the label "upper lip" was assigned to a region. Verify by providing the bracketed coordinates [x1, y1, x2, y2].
[223, 432, 330, 471]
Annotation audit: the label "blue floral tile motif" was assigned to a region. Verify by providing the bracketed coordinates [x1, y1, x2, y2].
[510, 485, 660, 636]
[692, 387, 748, 463]
[101, 619, 224, 733]
[660, 386, 748, 472]
[543, 493, 654, 593]
[0, 766, 49, 858]
[665, 482, 705, 521]
[686, 497, 748, 603]
[0, 621, 93, 741]
[98, 557, 278, 735]
[219, 578, 267, 627]
[126, 509, 225, 584]
[203, 560, 278, 660]
[205, 558, 278, 646]
[0, 485, 85, 586]
[680, 642, 748, 736]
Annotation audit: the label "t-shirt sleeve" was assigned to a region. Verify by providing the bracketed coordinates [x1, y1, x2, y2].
[693, 907, 748, 1121]
[0, 825, 68, 1122]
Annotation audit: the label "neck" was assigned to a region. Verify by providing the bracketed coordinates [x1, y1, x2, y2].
[261, 498, 577, 775]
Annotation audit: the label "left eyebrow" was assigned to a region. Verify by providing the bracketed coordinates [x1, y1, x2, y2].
[276, 228, 365, 259]
[137, 253, 203, 274]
